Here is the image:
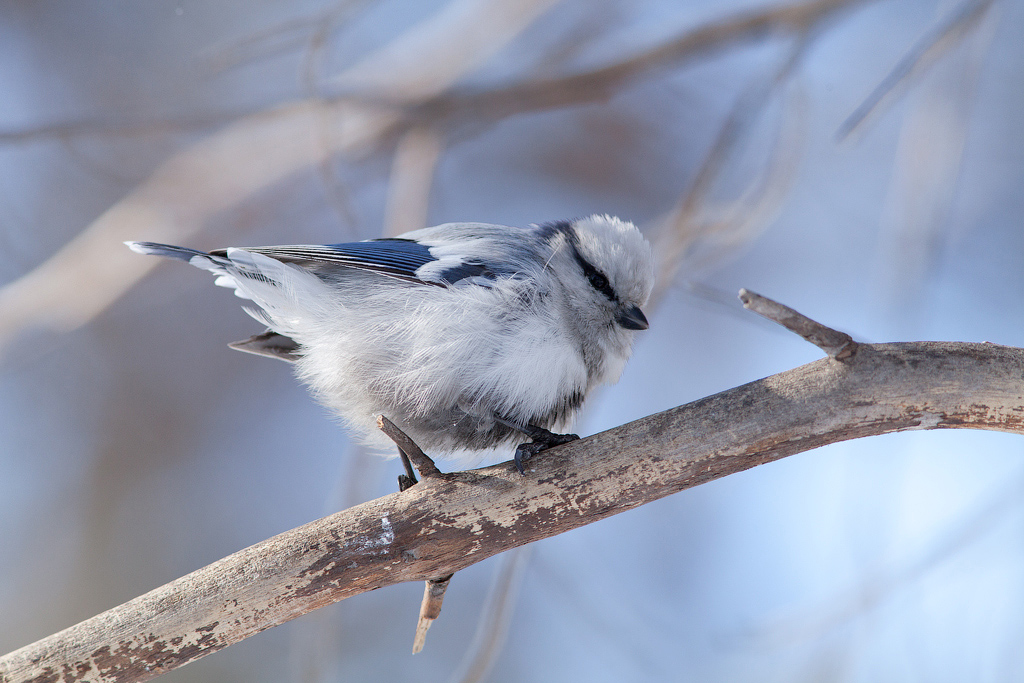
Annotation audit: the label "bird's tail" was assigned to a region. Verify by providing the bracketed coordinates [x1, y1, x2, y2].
[125, 240, 329, 339]
[125, 241, 232, 274]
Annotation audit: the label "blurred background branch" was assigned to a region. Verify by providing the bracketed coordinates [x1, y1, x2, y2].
[0, 0, 562, 354]
[0, 0, 873, 354]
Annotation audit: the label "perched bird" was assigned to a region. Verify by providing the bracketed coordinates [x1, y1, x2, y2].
[127, 215, 654, 473]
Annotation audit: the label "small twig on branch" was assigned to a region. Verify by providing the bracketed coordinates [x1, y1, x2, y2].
[412, 574, 453, 654]
[377, 415, 442, 480]
[739, 288, 857, 359]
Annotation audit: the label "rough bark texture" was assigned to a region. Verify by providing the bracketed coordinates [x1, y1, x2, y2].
[2, 341, 1023, 683]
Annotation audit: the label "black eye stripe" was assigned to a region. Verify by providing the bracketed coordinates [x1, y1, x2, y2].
[577, 256, 617, 302]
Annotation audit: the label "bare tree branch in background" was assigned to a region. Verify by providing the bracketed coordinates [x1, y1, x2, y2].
[0, 0, 878, 358]
[446, 547, 532, 682]
[651, 34, 809, 294]
[836, 0, 996, 140]
[407, 0, 875, 127]
[0, 0, 563, 356]
[383, 125, 444, 236]
[2, 294, 1023, 683]
[872, 0, 998, 309]
[662, 0, 998, 319]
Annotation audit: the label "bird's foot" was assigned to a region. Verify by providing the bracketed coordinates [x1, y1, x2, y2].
[514, 427, 580, 474]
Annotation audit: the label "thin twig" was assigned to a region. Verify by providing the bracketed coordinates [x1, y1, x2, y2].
[739, 289, 857, 359]
[377, 415, 442, 479]
[0, 110, 262, 144]
[201, 2, 366, 73]
[872, 0, 996, 309]
[303, 3, 364, 230]
[412, 574, 453, 654]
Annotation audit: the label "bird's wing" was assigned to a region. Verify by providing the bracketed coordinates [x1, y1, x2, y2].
[129, 224, 536, 300]
[237, 237, 520, 287]
[230, 239, 439, 285]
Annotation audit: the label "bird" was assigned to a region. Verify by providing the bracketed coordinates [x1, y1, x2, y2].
[126, 215, 654, 474]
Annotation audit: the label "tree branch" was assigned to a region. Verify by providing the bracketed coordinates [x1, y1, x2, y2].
[739, 288, 857, 358]
[3, 338, 1024, 682]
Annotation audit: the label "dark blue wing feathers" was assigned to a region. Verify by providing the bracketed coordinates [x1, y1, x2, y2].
[234, 238, 436, 283]
[433, 260, 499, 283]
[325, 238, 436, 275]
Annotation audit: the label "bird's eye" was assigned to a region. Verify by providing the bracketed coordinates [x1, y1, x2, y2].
[574, 251, 617, 300]
[586, 269, 617, 301]
[588, 271, 609, 291]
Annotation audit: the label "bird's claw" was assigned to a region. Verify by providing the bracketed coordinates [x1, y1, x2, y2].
[513, 431, 580, 474]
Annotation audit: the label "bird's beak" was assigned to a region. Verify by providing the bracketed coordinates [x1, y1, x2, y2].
[616, 305, 649, 330]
